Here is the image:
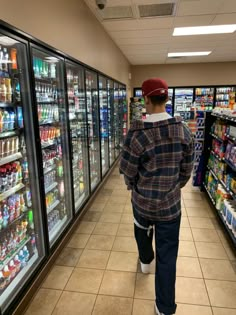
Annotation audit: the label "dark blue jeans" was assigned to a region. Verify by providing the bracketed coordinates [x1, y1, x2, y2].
[133, 209, 181, 315]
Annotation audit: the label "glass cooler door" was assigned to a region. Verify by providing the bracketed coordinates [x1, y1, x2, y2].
[114, 82, 120, 158]
[0, 33, 45, 312]
[85, 70, 101, 191]
[31, 46, 72, 247]
[99, 76, 109, 177]
[66, 61, 89, 213]
[108, 80, 115, 166]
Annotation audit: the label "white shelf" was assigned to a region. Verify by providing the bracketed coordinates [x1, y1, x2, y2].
[0, 183, 25, 202]
[75, 193, 86, 212]
[0, 252, 39, 307]
[47, 199, 60, 215]
[0, 237, 31, 271]
[44, 164, 56, 175]
[0, 152, 22, 166]
[49, 216, 68, 244]
[45, 182, 58, 194]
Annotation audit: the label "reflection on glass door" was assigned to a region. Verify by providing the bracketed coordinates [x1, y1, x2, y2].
[114, 82, 120, 158]
[99, 76, 109, 176]
[66, 62, 89, 212]
[121, 85, 127, 143]
[31, 47, 72, 246]
[108, 80, 115, 166]
[85, 70, 100, 191]
[174, 88, 194, 121]
[0, 33, 45, 312]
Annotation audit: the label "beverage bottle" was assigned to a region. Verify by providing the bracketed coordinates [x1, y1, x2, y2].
[50, 63, 56, 78]
[0, 46, 3, 72]
[18, 250, 26, 268]
[6, 164, 13, 189]
[30, 232, 36, 253]
[23, 245, 29, 262]
[14, 255, 21, 273]
[17, 107, 23, 128]
[9, 260, 16, 279]
[0, 110, 3, 133]
[9, 111, 15, 130]
[12, 163, 18, 185]
[19, 193, 25, 212]
[22, 158, 29, 180]
[10, 137, 15, 155]
[3, 110, 9, 131]
[10, 48, 17, 70]
[15, 81, 21, 102]
[2, 48, 9, 73]
[25, 185, 31, 207]
[5, 78, 12, 103]
[28, 210, 34, 229]
[5, 138, 11, 157]
[1, 79, 7, 103]
[3, 265, 11, 285]
[2, 168, 8, 192]
[0, 208, 3, 230]
[2, 203, 9, 227]
[0, 271, 6, 291]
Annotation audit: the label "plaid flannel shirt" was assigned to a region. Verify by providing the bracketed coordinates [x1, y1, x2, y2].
[120, 117, 194, 221]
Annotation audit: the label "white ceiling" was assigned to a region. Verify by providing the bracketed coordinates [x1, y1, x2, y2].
[84, 0, 236, 65]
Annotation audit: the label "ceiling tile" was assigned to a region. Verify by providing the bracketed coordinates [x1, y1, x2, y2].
[109, 28, 172, 39]
[173, 15, 215, 27]
[176, 0, 223, 16]
[211, 13, 236, 24]
[113, 35, 171, 45]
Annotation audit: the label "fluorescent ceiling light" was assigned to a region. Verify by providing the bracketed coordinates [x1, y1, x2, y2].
[168, 51, 211, 57]
[173, 24, 236, 36]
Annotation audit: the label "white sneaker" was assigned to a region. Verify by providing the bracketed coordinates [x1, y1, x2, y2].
[140, 261, 151, 274]
[155, 304, 172, 315]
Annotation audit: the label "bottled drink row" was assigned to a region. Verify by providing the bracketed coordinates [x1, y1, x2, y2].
[33, 58, 56, 79]
[0, 46, 17, 74]
[0, 161, 24, 193]
[38, 105, 59, 123]
[35, 82, 58, 103]
[39, 126, 60, 143]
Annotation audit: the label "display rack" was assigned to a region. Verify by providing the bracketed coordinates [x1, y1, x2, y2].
[204, 113, 236, 247]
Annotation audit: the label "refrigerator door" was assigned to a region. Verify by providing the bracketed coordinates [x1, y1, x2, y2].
[99, 76, 109, 177]
[108, 80, 115, 166]
[215, 86, 235, 108]
[195, 87, 214, 111]
[120, 85, 127, 147]
[31, 46, 72, 247]
[166, 88, 174, 116]
[66, 61, 89, 213]
[174, 88, 194, 121]
[85, 70, 101, 191]
[114, 82, 120, 158]
[0, 33, 45, 312]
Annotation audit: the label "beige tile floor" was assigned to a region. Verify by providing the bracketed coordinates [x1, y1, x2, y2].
[24, 167, 236, 315]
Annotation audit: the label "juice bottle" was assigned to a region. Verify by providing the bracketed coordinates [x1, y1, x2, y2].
[0, 110, 3, 133]
[1, 79, 7, 103]
[10, 48, 17, 70]
[9, 260, 16, 279]
[23, 246, 29, 262]
[3, 111, 9, 131]
[5, 78, 12, 103]
[19, 193, 25, 212]
[14, 255, 21, 273]
[3, 265, 11, 285]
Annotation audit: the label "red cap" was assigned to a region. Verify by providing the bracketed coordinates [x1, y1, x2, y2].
[142, 78, 168, 97]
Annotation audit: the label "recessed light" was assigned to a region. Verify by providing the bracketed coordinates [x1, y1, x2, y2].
[168, 52, 211, 57]
[173, 24, 236, 36]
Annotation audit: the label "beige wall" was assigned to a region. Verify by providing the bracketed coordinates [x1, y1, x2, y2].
[131, 62, 236, 90]
[0, 0, 131, 88]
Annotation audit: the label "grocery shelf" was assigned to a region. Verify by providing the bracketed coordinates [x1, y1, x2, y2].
[212, 113, 236, 123]
[0, 130, 18, 139]
[0, 252, 39, 306]
[47, 199, 60, 215]
[45, 182, 58, 194]
[210, 150, 224, 162]
[44, 164, 56, 175]
[41, 139, 57, 149]
[0, 183, 25, 202]
[203, 183, 236, 247]
[224, 158, 236, 172]
[0, 152, 22, 166]
[0, 211, 28, 234]
[209, 132, 225, 142]
[0, 101, 20, 108]
[49, 215, 68, 244]
[0, 237, 31, 271]
[39, 119, 59, 126]
[225, 134, 236, 142]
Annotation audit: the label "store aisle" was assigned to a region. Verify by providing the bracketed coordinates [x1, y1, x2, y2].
[24, 166, 236, 315]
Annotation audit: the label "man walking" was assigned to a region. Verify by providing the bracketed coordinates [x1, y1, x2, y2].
[120, 78, 194, 315]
